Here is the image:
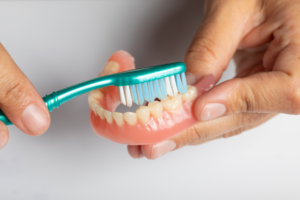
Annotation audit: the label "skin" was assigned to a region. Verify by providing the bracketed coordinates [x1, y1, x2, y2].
[0, 43, 50, 149]
[128, 0, 300, 159]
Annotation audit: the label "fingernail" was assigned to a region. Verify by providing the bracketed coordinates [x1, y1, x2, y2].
[200, 103, 226, 121]
[185, 72, 196, 85]
[0, 131, 8, 149]
[21, 104, 49, 135]
[151, 140, 176, 160]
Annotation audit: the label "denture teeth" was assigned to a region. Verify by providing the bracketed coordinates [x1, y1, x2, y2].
[136, 106, 150, 124]
[103, 110, 113, 124]
[89, 89, 103, 100]
[124, 112, 137, 126]
[95, 106, 105, 120]
[99, 61, 119, 77]
[162, 94, 182, 111]
[148, 101, 163, 119]
[182, 86, 197, 101]
[105, 61, 119, 73]
[112, 112, 124, 126]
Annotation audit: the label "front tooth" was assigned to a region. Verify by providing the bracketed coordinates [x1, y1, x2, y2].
[182, 86, 197, 101]
[162, 95, 182, 111]
[124, 112, 137, 125]
[148, 101, 163, 118]
[103, 110, 113, 124]
[136, 106, 150, 124]
[89, 89, 103, 100]
[112, 112, 124, 126]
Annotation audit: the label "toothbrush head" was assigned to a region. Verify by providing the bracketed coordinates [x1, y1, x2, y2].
[116, 62, 188, 107]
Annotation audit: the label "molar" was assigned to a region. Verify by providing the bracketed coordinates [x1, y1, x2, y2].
[136, 106, 150, 124]
[162, 95, 182, 111]
[123, 112, 137, 125]
[112, 112, 124, 126]
[103, 110, 113, 124]
[95, 106, 104, 120]
[162, 95, 172, 102]
[148, 101, 163, 118]
[98, 61, 119, 77]
[89, 89, 103, 100]
[88, 97, 98, 112]
[182, 86, 197, 101]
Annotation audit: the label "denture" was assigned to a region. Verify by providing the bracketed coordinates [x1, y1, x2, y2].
[89, 51, 214, 145]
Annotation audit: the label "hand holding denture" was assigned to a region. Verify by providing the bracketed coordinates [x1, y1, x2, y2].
[127, 0, 300, 159]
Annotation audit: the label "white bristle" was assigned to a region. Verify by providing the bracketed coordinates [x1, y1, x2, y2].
[170, 75, 178, 96]
[164, 77, 174, 97]
[124, 86, 132, 107]
[118, 74, 185, 107]
[118, 86, 126, 106]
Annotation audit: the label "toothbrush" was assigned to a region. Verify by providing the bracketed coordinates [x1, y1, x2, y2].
[0, 62, 188, 126]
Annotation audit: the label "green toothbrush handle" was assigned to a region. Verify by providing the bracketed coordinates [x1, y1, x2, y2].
[0, 62, 186, 126]
[0, 75, 115, 126]
[0, 110, 12, 125]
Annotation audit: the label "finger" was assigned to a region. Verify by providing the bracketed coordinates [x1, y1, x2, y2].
[189, 135, 223, 146]
[223, 113, 277, 138]
[194, 70, 299, 122]
[0, 44, 50, 135]
[127, 145, 144, 159]
[189, 113, 276, 145]
[141, 112, 269, 160]
[239, 2, 300, 49]
[185, 0, 259, 84]
[0, 121, 9, 149]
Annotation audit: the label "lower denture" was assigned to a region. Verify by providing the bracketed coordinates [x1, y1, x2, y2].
[89, 50, 214, 145]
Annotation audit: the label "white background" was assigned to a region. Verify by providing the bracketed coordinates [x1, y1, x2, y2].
[0, 1, 300, 200]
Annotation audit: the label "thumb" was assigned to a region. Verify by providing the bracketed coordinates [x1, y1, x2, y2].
[0, 43, 50, 135]
[185, 0, 257, 84]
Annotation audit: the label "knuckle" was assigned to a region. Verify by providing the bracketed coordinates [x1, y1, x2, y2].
[180, 124, 211, 146]
[223, 127, 245, 138]
[238, 113, 264, 126]
[230, 79, 256, 113]
[0, 78, 29, 106]
[185, 36, 219, 68]
[192, 124, 210, 141]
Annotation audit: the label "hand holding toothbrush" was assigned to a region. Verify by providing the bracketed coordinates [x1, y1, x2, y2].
[128, 0, 300, 159]
[0, 44, 50, 149]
